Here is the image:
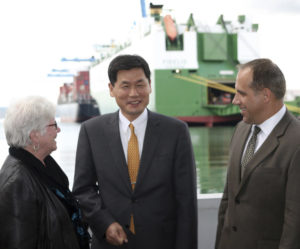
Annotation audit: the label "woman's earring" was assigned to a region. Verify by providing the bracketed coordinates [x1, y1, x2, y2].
[33, 144, 40, 152]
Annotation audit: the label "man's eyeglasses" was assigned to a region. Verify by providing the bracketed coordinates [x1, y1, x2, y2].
[47, 121, 58, 130]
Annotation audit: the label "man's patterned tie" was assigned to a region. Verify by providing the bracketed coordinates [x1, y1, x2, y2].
[241, 125, 261, 177]
[127, 123, 140, 234]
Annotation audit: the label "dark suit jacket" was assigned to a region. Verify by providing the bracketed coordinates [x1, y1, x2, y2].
[215, 111, 300, 249]
[73, 110, 197, 249]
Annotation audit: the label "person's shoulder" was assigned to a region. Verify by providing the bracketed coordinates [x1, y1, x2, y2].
[0, 156, 41, 213]
[288, 112, 300, 127]
[81, 112, 117, 128]
[284, 112, 300, 137]
[235, 120, 249, 130]
[1, 155, 24, 177]
[148, 111, 188, 129]
[0, 156, 32, 193]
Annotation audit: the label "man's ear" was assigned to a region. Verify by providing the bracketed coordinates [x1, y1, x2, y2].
[108, 83, 114, 97]
[262, 88, 272, 102]
[149, 80, 152, 93]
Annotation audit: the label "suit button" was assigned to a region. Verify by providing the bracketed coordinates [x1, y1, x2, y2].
[232, 226, 237, 232]
[235, 199, 240, 204]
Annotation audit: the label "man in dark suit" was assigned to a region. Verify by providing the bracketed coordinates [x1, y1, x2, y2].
[73, 54, 197, 249]
[215, 58, 300, 249]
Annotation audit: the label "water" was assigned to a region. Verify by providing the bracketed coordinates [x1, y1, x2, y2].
[190, 126, 234, 194]
[0, 121, 234, 194]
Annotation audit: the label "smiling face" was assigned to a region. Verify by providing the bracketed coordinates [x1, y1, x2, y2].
[37, 120, 61, 158]
[232, 67, 266, 124]
[109, 68, 152, 122]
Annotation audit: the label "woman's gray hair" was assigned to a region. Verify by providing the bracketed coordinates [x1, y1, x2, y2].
[4, 96, 56, 147]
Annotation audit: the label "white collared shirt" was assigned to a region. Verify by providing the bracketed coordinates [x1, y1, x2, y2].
[242, 105, 286, 157]
[119, 109, 148, 162]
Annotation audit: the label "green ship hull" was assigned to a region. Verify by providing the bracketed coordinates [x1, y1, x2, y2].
[154, 69, 241, 126]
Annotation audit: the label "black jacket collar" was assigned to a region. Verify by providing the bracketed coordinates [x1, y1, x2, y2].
[9, 147, 69, 191]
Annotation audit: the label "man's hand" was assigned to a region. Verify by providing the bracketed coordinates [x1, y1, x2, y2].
[105, 222, 128, 246]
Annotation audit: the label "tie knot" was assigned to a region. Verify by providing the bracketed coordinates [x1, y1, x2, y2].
[253, 125, 261, 136]
[129, 123, 135, 133]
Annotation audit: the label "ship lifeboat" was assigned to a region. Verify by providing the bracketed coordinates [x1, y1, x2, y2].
[163, 15, 177, 41]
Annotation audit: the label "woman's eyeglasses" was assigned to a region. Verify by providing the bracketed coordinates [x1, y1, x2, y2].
[47, 121, 58, 130]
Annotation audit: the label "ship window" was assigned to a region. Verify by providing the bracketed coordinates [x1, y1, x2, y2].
[166, 34, 184, 51]
[208, 82, 235, 105]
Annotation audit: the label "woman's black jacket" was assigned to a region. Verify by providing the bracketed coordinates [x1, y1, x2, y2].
[0, 154, 81, 249]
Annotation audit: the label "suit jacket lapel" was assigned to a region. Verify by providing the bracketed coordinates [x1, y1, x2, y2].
[106, 111, 132, 192]
[230, 123, 251, 190]
[237, 111, 293, 196]
[135, 110, 161, 190]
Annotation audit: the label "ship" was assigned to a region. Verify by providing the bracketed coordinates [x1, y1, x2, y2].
[88, 3, 300, 126]
[56, 71, 100, 122]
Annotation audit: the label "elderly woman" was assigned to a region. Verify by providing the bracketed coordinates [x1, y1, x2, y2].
[0, 96, 90, 249]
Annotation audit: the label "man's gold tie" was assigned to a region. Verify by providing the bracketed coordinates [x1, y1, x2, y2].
[127, 123, 140, 234]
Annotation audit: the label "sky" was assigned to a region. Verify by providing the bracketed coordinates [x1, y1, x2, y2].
[0, 0, 300, 107]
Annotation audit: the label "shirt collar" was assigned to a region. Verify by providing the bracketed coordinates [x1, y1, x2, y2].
[119, 109, 148, 133]
[255, 105, 286, 136]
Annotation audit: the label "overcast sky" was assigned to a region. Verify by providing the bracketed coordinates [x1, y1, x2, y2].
[0, 0, 299, 107]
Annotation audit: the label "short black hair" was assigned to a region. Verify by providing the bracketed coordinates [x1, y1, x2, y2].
[239, 58, 286, 99]
[108, 54, 151, 86]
